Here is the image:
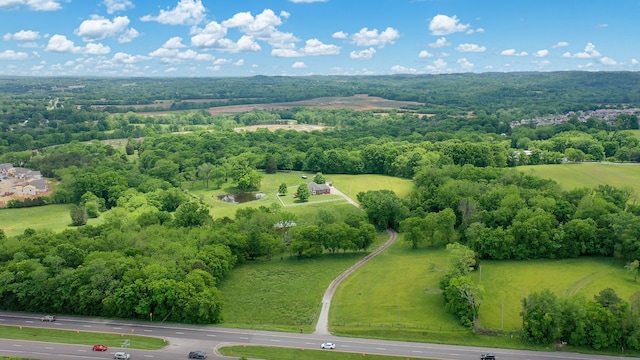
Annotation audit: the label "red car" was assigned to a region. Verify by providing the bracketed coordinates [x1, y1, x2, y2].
[92, 344, 108, 351]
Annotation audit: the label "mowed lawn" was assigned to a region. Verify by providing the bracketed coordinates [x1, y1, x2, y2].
[0, 204, 102, 238]
[186, 172, 414, 220]
[518, 163, 640, 201]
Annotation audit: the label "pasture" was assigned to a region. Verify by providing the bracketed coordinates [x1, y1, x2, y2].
[518, 163, 640, 201]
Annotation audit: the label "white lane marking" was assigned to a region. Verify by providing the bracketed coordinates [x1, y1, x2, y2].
[12, 344, 22, 347]
[143, 329, 153, 332]
[207, 334, 216, 337]
[271, 340, 281, 342]
[176, 331, 185, 334]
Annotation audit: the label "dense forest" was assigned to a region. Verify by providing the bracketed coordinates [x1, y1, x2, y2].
[0, 72, 639, 351]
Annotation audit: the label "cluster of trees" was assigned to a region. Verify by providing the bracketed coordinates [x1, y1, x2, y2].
[389, 165, 640, 264]
[438, 244, 483, 327]
[522, 288, 640, 350]
[0, 178, 374, 323]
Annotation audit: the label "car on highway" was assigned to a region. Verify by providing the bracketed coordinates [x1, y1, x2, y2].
[40, 315, 55, 322]
[188, 350, 208, 359]
[480, 354, 496, 360]
[114, 352, 130, 359]
[321, 342, 336, 349]
[92, 344, 108, 351]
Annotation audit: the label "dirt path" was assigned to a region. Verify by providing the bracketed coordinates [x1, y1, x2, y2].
[314, 187, 398, 335]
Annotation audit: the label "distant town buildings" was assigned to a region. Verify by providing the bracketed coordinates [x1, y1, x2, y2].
[0, 163, 48, 197]
[511, 108, 640, 128]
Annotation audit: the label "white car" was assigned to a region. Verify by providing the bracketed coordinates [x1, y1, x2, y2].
[321, 342, 336, 349]
[114, 352, 130, 359]
[40, 315, 55, 322]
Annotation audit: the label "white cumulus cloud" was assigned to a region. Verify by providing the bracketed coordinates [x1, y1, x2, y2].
[533, 49, 549, 57]
[429, 37, 450, 48]
[457, 57, 474, 70]
[455, 43, 485, 52]
[553, 41, 569, 48]
[429, 15, 470, 35]
[418, 50, 433, 58]
[45, 35, 82, 53]
[0, 49, 30, 60]
[332, 31, 348, 39]
[292, 61, 307, 68]
[391, 65, 416, 74]
[75, 15, 133, 42]
[141, 0, 206, 25]
[501, 49, 528, 56]
[350, 47, 376, 60]
[4, 30, 40, 41]
[599, 57, 616, 65]
[0, 0, 62, 11]
[103, 0, 133, 14]
[351, 27, 400, 48]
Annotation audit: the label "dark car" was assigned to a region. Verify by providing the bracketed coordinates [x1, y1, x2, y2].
[480, 354, 496, 360]
[188, 350, 207, 359]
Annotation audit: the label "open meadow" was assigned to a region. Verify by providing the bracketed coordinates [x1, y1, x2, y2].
[218, 232, 391, 332]
[329, 238, 636, 346]
[518, 163, 640, 201]
[0, 204, 102, 238]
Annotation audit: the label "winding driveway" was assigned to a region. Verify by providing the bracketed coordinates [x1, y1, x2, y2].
[314, 186, 398, 335]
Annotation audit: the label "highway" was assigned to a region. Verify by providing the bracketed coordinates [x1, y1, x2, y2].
[0, 312, 636, 360]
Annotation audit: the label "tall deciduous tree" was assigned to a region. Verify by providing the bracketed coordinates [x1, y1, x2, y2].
[296, 183, 310, 202]
[70, 205, 88, 226]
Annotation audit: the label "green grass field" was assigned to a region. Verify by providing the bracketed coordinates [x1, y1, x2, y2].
[0, 325, 166, 350]
[219, 345, 433, 360]
[518, 163, 640, 201]
[218, 232, 390, 333]
[473, 256, 633, 331]
[0, 204, 102, 238]
[331, 239, 466, 336]
[186, 172, 414, 221]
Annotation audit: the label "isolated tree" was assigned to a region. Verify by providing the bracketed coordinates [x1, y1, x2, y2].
[278, 183, 288, 196]
[236, 169, 262, 191]
[297, 183, 310, 202]
[313, 172, 326, 184]
[70, 204, 88, 226]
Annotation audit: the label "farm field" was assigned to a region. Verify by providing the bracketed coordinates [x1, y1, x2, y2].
[518, 163, 640, 201]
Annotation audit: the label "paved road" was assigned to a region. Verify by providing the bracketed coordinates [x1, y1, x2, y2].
[0, 313, 636, 360]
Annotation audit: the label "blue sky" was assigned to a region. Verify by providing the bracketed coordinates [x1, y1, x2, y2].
[0, 0, 638, 77]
